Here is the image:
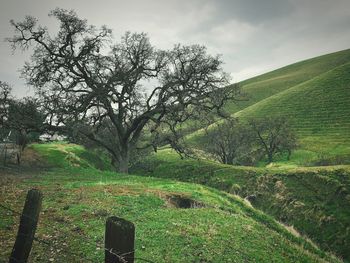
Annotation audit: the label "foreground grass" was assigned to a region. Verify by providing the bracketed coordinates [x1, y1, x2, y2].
[132, 148, 350, 262]
[0, 143, 340, 262]
[0, 170, 333, 262]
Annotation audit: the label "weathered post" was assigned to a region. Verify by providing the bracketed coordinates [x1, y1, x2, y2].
[105, 216, 135, 263]
[9, 189, 43, 263]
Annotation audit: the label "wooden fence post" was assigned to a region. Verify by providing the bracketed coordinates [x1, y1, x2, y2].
[9, 189, 43, 263]
[105, 216, 135, 263]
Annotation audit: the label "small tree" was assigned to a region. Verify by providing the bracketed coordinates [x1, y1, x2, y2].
[0, 81, 12, 140]
[8, 9, 239, 173]
[1, 81, 44, 148]
[6, 98, 45, 149]
[204, 119, 253, 165]
[249, 117, 297, 163]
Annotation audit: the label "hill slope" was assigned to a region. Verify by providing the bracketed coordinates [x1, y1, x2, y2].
[237, 61, 350, 162]
[132, 148, 350, 261]
[189, 49, 350, 165]
[0, 143, 339, 262]
[225, 48, 350, 114]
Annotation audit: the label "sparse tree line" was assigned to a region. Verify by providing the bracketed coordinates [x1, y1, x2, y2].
[204, 116, 297, 165]
[1, 8, 297, 171]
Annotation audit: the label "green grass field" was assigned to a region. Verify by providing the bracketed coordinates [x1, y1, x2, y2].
[0, 142, 340, 263]
[131, 148, 350, 261]
[188, 49, 350, 166]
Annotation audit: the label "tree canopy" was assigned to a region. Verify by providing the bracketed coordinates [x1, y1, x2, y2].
[9, 8, 239, 172]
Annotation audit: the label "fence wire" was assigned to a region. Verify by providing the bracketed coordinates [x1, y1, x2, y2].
[0, 203, 156, 263]
[1, 203, 96, 262]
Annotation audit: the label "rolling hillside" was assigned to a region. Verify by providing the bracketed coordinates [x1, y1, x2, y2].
[236, 62, 350, 162]
[0, 142, 338, 262]
[132, 148, 350, 261]
[189, 49, 350, 166]
[225, 48, 350, 115]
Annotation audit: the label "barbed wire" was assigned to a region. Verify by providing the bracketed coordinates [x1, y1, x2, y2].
[0, 202, 156, 263]
[1, 202, 96, 263]
[109, 249, 155, 263]
[0, 187, 239, 263]
[33, 235, 96, 262]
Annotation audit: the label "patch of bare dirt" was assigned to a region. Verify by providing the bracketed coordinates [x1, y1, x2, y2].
[21, 147, 48, 168]
[0, 147, 49, 179]
[166, 194, 207, 209]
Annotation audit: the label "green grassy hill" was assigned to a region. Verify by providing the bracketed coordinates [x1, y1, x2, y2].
[189, 49, 350, 166]
[29, 143, 114, 170]
[0, 142, 339, 262]
[131, 148, 350, 261]
[225, 48, 350, 115]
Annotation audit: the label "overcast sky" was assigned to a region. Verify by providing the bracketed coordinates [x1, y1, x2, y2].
[1, 0, 350, 97]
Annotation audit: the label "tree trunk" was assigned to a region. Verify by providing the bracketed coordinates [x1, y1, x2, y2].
[267, 152, 273, 163]
[111, 156, 118, 171]
[226, 158, 234, 165]
[17, 129, 28, 151]
[118, 149, 129, 174]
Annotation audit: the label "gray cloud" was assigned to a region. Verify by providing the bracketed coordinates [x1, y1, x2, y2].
[0, 0, 350, 96]
[210, 0, 295, 24]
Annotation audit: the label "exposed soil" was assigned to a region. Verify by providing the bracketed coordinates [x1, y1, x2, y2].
[0, 147, 49, 179]
[167, 194, 206, 209]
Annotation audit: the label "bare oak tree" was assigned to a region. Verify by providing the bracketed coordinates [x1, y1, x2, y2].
[204, 119, 252, 165]
[9, 9, 239, 173]
[249, 117, 297, 163]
